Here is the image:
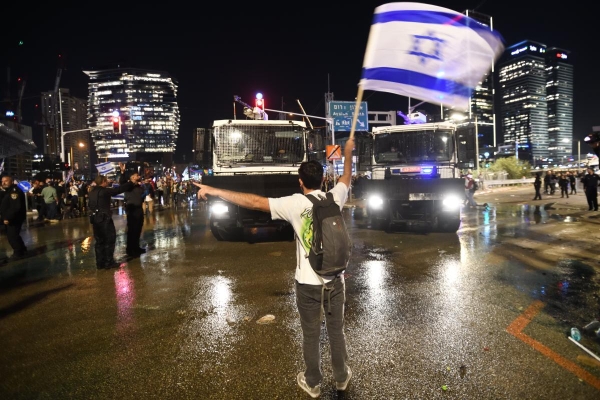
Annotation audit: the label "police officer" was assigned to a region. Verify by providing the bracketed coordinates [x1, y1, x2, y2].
[581, 167, 600, 211]
[121, 170, 145, 257]
[0, 175, 27, 260]
[88, 163, 136, 269]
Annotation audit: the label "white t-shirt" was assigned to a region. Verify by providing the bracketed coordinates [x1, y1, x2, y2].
[269, 182, 349, 285]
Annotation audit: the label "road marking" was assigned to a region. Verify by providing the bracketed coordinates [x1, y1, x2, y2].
[506, 300, 600, 390]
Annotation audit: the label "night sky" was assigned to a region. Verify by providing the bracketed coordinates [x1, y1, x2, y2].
[5, 0, 597, 162]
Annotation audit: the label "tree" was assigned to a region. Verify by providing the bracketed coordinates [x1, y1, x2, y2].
[487, 156, 532, 179]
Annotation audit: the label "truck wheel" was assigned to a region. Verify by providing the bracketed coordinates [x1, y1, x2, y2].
[209, 223, 224, 241]
[369, 217, 388, 231]
[439, 218, 461, 232]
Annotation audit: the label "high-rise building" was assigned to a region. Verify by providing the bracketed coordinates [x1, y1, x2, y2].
[545, 47, 574, 164]
[463, 10, 497, 149]
[41, 88, 91, 178]
[83, 68, 180, 162]
[0, 120, 34, 179]
[498, 40, 574, 167]
[193, 128, 211, 167]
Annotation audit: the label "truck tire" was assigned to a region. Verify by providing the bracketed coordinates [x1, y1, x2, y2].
[209, 222, 224, 241]
[210, 222, 243, 241]
[439, 217, 461, 232]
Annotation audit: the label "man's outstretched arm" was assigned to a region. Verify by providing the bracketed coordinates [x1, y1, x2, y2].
[192, 182, 270, 212]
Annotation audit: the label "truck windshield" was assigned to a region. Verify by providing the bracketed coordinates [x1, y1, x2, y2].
[214, 124, 306, 165]
[374, 129, 453, 164]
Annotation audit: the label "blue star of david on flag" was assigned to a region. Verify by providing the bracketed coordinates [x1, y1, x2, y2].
[410, 32, 444, 65]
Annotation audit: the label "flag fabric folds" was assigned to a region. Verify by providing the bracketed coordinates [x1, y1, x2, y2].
[360, 2, 504, 110]
[65, 169, 74, 184]
[95, 161, 115, 175]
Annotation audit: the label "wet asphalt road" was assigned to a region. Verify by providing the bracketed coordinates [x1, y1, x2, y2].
[1, 187, 599, 399]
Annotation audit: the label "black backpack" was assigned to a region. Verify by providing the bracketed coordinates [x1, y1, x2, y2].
[306, 192, 352, 277]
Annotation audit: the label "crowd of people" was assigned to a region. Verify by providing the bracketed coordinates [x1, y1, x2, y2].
[0, 171, 199, 263]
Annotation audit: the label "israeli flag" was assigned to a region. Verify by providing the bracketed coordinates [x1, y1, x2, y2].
[96, 161, 115, 175]
[360, 2, 504, 110]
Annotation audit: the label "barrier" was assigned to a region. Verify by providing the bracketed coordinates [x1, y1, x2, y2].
[479, 178, 534, 189]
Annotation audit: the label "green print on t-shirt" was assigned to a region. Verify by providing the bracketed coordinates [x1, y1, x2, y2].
[300, 206, 313, 252]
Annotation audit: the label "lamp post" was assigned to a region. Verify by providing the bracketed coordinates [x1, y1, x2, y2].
[69, 142, 85, 169]
[562, 138, 580, 170]
[59, 90, 94, 163]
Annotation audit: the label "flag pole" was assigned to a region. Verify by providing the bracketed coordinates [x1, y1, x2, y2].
[349, 85, 364, 141]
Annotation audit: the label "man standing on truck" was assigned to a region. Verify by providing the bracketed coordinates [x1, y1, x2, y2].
[193, 137, 355, 398]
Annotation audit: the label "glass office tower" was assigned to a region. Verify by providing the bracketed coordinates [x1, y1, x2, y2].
[84, 68, 179, 160]
[463, 10, 496, 149]
[499, 41, 549, 164]
[545, 48, 574, 164]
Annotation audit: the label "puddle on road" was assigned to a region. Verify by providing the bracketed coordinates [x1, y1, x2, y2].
[492, 203, 582, 224]
[538, 259, 600, 327]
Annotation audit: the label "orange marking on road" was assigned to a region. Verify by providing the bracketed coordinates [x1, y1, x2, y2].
[507, 300, 600, 391]
[506, 300, 545, 334]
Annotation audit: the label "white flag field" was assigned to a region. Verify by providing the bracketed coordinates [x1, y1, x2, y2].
[359, 2, 505, 112]
[95, 161, 115, 175]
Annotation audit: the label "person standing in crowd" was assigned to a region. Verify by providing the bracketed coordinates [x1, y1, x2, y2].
[142, 178, 155, 215]
[156, 178, 164, 209]
[193, 137, 355, 397]
[0, 175, 27, 260]
[533, 172, 542, 200]
[122, 170, 145, 257]
[30, 178, 46, 221]
[543, 171, 551, 194]
[88, 163, 136, 269]
[41, 179, 59, 222]
[558, 173, 569, 198]
[568, 171, 577, 195]
[581, 167, 599, 211]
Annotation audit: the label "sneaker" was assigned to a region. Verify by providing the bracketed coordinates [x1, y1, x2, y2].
[336, 366, 352, 391]
[297, 372, 320, 398]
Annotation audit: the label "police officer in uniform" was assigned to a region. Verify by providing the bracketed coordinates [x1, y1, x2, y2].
[0, 175, 27, 260]
[121, 170, 145, 257]
[581, 167, 600, 211]
[88, 163, 136, 269]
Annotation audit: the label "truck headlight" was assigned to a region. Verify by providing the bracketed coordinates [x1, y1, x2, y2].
[442, 195, 461, 210]
[210, 202, 229, 215]
[368, 195, 384, 209]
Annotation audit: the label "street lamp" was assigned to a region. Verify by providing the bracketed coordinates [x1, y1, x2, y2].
[69, 142, 85, 169]
[58, 90, 93, 163]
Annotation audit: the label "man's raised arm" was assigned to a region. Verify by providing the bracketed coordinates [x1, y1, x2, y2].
[337, 137, 355, 188]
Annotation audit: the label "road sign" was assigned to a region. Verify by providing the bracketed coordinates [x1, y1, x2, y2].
[328, 101, 368, 132]
[326, 145, 341, 160]
[17, 181, 31, 192]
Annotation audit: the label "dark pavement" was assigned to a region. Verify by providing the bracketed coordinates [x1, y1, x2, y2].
[0, 188, 599, 399]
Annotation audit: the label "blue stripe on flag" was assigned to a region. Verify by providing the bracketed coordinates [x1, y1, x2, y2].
[373, 10, 504, 48]
[361, 67, 472, 98]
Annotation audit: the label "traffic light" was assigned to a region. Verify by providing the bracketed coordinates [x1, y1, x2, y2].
[112, 115, 121, 133]
[60, 162, 70, 171]
[255, 93, 264, 111]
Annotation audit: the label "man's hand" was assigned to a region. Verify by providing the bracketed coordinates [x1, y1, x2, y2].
[192, 181, 214, 200]
[119, 162, 126, 172]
